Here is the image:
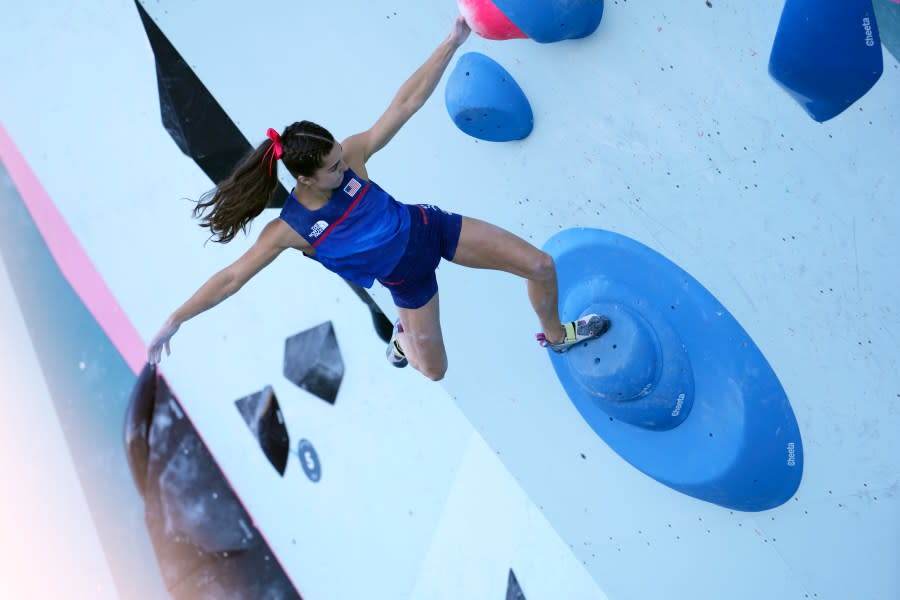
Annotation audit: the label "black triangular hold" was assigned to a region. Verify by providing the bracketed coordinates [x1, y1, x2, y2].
[283, 322, 344, 404]
[134, 1, 288, 207]
[234, 386, 290, 476]
[506, 569, 527, 600]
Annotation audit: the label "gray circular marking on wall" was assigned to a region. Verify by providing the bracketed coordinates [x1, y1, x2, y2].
[297, 439, 321, 482]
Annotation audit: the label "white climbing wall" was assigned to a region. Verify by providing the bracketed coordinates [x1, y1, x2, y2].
[1, 1, 898, 599]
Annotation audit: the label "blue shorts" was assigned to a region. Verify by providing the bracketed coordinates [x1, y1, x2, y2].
[378, 204, 463, 309]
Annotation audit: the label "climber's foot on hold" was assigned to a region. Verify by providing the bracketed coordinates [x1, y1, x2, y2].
[386, 320, 408, 368]
[536, 314, 611, 353]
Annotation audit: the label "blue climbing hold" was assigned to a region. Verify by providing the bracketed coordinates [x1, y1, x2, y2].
[544, 228, 803, 512]
[563, 297, 694, 431]
[445, 52, 533, 142]
[491, 0, 604, 43]
[769, 0, 883, 122]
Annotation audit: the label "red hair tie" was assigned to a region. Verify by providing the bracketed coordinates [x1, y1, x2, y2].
[262, 127, 284, 176]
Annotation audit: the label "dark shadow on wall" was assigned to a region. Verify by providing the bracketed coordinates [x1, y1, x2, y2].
[125, 365, 303, 599]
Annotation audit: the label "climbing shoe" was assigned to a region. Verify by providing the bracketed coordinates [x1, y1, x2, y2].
[536, 313, 610, 353]
[386, 320, 408, 368]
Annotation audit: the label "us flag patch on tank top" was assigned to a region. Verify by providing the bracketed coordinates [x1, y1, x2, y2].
[344, 178, 362, 197]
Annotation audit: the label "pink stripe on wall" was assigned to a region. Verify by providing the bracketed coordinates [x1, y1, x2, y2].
[0, 121, 146, 375]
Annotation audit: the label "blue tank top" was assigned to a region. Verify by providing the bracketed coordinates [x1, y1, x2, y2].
[279, 168, 411, 287]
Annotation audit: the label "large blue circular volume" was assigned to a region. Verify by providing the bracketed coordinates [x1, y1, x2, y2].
[544, 228, 803, 511]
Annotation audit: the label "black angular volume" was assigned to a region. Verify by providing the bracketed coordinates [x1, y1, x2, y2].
[134, 1, 288, 207]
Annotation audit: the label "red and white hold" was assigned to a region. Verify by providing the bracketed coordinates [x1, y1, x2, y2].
[457, 0, 527, 40]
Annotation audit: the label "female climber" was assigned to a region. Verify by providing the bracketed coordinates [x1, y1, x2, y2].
[146, 16, 608, 381]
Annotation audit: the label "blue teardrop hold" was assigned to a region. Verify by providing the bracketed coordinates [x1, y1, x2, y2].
[445, 52, 533, 142]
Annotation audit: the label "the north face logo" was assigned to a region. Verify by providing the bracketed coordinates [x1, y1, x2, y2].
[309, 220, 329, 238]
